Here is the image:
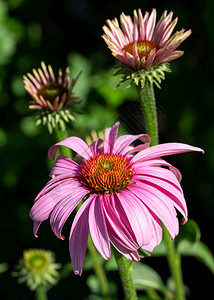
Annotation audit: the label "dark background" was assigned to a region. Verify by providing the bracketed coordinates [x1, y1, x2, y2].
[0, 0, 213, 299]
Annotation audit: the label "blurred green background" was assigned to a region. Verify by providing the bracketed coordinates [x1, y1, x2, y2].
[0, 0, 213, 299]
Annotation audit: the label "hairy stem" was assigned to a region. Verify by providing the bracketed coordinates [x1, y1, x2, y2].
[136, 81, 185, 300]
[113, 248, 137, 300]
[136, 82, 158, 146]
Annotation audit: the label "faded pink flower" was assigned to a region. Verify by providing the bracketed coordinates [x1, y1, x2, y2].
[102, 9, 191, 70]
[24, 62, 81, 111]
[30, 122, 203, 275]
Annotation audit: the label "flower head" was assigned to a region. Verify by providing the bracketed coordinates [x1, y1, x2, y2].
[12, 249, 61, 290]
[102, 9, 191, 87]
[24, 62, 81, 133]
[30, 122, 203, 275]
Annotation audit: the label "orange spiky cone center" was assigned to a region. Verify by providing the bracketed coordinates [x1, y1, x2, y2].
[80, 153, 133, 194]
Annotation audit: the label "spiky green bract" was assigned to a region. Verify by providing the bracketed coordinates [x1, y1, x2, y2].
[114, 62, 171, 89]
[35, 109, 75, 134]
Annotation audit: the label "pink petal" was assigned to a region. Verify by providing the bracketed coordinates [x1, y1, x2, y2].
[49, 155, 80, 177]
[134, 168, 187, 221]
[145, 8, 157, 40]
[89, 195, 111, 260]
[50, 186, 89, 239]
[132, 143, 204, 164]
[113, 134, 149, 155]
[35, 174, 76, 201]
[104, 122, 120, 153]
[102, 194, 139, 252]
[134, 166, 183, 193]
[130, 184, 179, 239]
[134, 158, 182, 182]
[33, 221, 41, 237]
[141, 211, 162, 252]
[48, 137, 92, 160]
[30, 178, 81, 223]
[121, 143, 150, 156]
[123, 251, 140, 261]
[69, 196, 94, 275]
[89, 139, 104, 156]
[116, 191, 153, 247]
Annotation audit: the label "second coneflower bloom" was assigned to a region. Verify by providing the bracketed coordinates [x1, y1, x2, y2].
[23, 62, 81, 133]
[102, 9, 191, 87]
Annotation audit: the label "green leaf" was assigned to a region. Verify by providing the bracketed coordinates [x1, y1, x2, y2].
[175, 219, 201, 246]
[67, 52, 92, 104]
[59, 262, 73, 279]
[132, 262, 167, 294]
[177, 240, 214, 274]
[151, 241, 167, 257]
[0, 262, 8, 273]
[87, 274, 101, 294]
[152, 219, 202, 257]
[104, 255, 117, 271]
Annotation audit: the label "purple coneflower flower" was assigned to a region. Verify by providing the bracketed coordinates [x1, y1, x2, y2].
[102, 9, 191, 70]
[30, 122, 203, 275]
[24, 62, 81, 132]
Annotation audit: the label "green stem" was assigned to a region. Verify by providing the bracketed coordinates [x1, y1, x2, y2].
[35, 285, 48, 300]
[163, 226, 185, 300]
[136, 82, 158, 146]
[136, 81, 185, 300]
[53, 126, 112, 300]
[88, 236, 112, 300]
[113, 248, 137, 300]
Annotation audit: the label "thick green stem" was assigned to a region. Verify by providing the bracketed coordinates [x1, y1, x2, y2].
[88, 236, 112, 300]
[113, 248, 137, 300]
[35, 285, 48, 300]
[53, 126, 112, 300]
[136, 82, 158, 146]
[136, 81, 185, 300]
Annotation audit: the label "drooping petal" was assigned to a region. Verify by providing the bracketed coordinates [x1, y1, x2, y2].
[89, 195, 111, 260]
[133, 168, 188, 221]
[33, 221, 41, 237]
[48, 137, 92, 160]
[141, 210, 162, 252]
[123, 251, 140, 261]
[130, 184, 179, 239]
[102, 194, 139, 252]
[133, 158, 182, 182]
[50, 186, 90, 239]
[49, 155, 80, 177]
[134, 166, 183, 193]
[69, 196, 94, 275]
[104, 122, 120, 153]
[132, 143, 204, 164]
[116, 191, 153, 247]
[35, 174, 76, 201]
[30, 177, 84, 224]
